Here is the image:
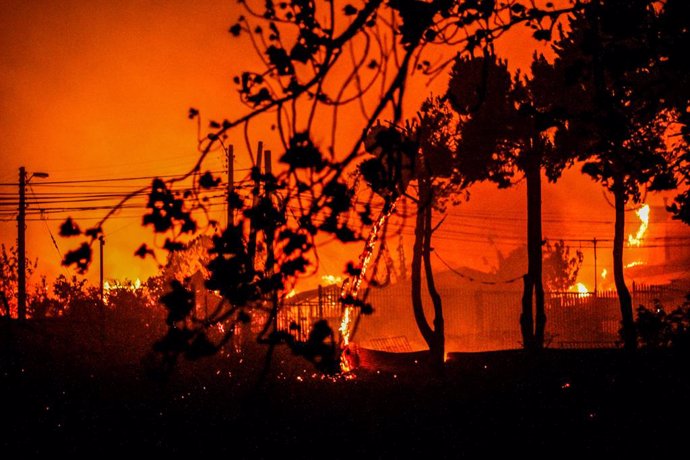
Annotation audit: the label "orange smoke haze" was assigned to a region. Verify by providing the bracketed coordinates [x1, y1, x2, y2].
[1, 0, 688, 294]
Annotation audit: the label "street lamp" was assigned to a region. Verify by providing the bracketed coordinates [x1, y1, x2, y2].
[17, 167, 49, 320]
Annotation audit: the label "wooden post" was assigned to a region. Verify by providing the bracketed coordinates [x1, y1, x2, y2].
[17, 167, 27, 320]
[227, 144, 235, 227]
[247, 142, 263, 265]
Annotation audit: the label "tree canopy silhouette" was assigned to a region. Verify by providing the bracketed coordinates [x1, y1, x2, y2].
[57, 0, 603, 372]
[445, 51, 580, 350]
[544, 0, 677, 350]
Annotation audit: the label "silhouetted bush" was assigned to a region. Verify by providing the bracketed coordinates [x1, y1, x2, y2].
[635, 296, 690, 351]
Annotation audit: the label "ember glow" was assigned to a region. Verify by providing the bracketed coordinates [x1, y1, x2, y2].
[625, 261, 644, 269]
[628, 204, 650, 247]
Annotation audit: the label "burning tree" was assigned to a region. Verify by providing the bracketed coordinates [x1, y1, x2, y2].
[358, 97, 469, 370]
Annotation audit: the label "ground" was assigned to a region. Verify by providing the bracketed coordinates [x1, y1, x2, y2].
[1, 318, 688, 457]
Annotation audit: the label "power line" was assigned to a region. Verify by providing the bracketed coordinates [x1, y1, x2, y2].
[28, 184, 71, 277]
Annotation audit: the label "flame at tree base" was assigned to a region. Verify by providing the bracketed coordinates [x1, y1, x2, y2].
[339, 200, 397, 372]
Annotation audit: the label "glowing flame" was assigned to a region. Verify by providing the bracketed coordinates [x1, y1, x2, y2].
[628, 204, 650, 247]
[572, 282, 591, 297]
[625, 260, 644, 269]
[321, 275, 343, 285]
[601, 268, 607, 280]
[339, 302, 353, 347]
[134, 278, 141, 290]
[339, 200, 397, 368]
[285, 289, 297, 299]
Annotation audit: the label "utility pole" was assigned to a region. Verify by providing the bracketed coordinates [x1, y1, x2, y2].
[247, 141, 263, 265]
[264, 150, 274, 274]
[227, 144, 235, 227]
[263, 149, 279, 332]
[99, 236, 105, 302]
[593, 237, 598, 294]
[17, 167, 26, 320]
[16, 167, 48, 320]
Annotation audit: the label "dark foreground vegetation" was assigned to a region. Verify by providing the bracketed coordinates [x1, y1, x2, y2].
[1, 317, 688, 457]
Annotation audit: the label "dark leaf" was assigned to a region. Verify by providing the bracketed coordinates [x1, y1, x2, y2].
[335, 225, 357, 243]
[160, 280, 195, 324]
[290, 43, 311, 63]
[511, 3, 526, 14]
[279, 229, 310, 256]
[280, 132, 326, 171]
[345, 261, 361, 277]
[200, 171, 221, 189]
[59, 217, 81, 237]
[280, 257, 309, 277]
[62, 243, 92, 274]
[424, 29, 437, 41]
[84, 227, 102, 239]
[266, 45, 294, 76]
[134, 243, 155, 259]
[343, 4, 357, 16]
[247, 88, 273, 107]
[229, 23, 242, 36]
[533, 29, 551, 41]
[163, 239, 186, 252]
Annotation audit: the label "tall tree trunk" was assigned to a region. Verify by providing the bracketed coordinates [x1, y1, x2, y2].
[520, 274, 535, 349]
[521, 151, 545, 351]
[422, 196, 445, 370]
[410, 175, 444, 370]
[613, 177, 636, 351]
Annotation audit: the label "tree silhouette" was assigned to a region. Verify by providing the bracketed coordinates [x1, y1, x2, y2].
[446, 51, 575, 350]
[58, 1, 585, 371]
[360, 97, 465, 370]
[542, 240, 583, 292]
[546, 0, 676, 351]
[655, 0, 690, 223]
[0, 244, 37, 319]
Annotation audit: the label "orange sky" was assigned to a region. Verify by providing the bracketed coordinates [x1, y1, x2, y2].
[1, 0, 688, 294]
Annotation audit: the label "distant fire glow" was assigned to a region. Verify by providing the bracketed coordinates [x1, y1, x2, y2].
[601, 268, 607, 280]
[102, 278, 143, 304]
[625, 260, 644, 269]
[628, 204, 650, 247]
[321, 275, 343, 285]
[573, 283, 591, 297]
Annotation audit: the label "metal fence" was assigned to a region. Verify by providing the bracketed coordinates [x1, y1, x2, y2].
[277, 284, 342, 342]
[277, 281, 680, 352]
